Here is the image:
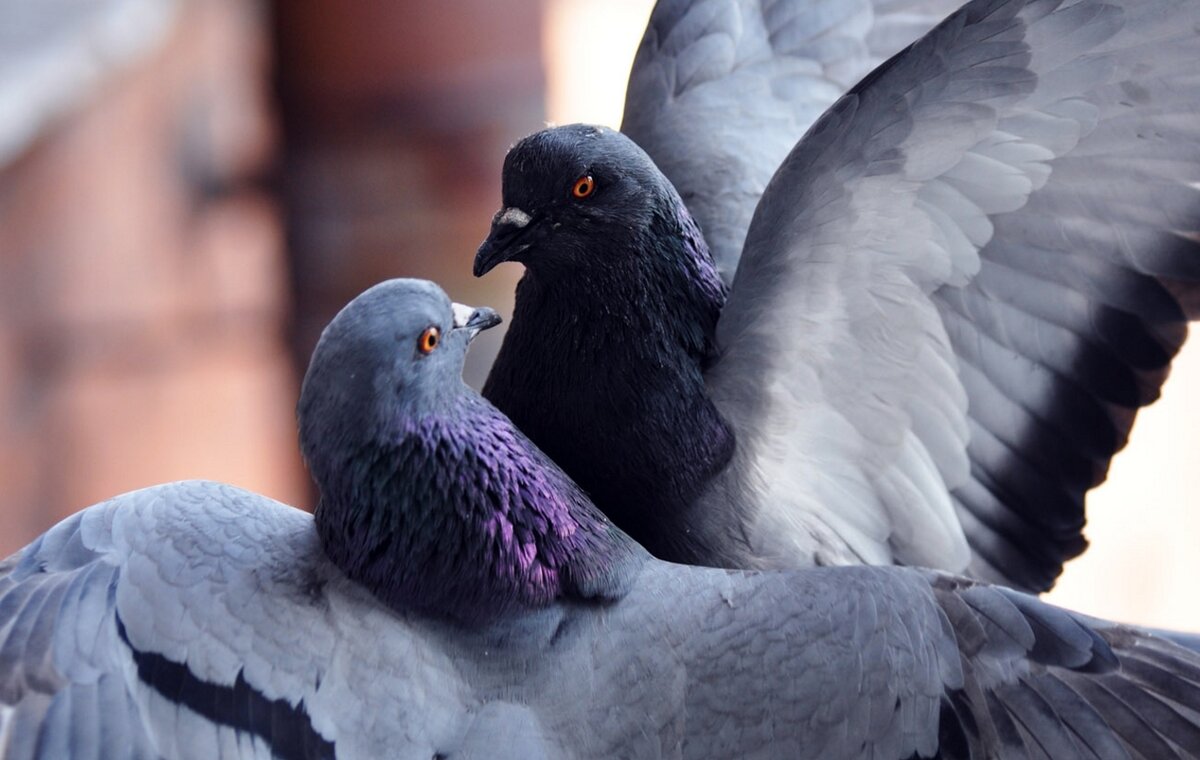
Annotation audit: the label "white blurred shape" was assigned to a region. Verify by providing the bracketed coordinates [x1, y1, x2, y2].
[1046, 340, 1200, 629]
[0, 0, 181, 166]
[543, 0, 653, 128]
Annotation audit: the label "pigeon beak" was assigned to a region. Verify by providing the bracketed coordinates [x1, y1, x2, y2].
[451, 302, 502, 342]
[474, 207, 534, 277]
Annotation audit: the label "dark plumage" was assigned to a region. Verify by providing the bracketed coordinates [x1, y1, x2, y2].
[478, 126, 741, 565]
[476, 0, 1200, 592]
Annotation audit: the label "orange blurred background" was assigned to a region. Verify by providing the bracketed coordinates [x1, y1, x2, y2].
[1, 0, 1195, 629]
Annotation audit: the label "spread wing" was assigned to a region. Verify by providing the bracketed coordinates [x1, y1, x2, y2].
[8, 481, 1200, 758]
[705, 0, 1200, 590]
[621, 0, 963, 280]
[0, 503, 157, 759]
[922, 571, 1200, 758]
[607, 561, 1200, 758]
[0, 481, 466, 759]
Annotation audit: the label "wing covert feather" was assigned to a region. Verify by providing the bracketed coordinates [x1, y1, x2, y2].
[622, 0, 963, 280]
[0, 482, 470, 759]
[708, 0, 1200, 589]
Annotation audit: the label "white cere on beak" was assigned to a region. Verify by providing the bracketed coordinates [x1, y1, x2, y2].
[498, 207, 531, 228]
[451, 302, 476, 329]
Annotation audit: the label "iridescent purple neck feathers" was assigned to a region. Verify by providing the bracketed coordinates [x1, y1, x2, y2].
[313, 393, 644, 625]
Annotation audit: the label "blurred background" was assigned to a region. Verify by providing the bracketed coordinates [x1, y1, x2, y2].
[1, 0, 1196, 627]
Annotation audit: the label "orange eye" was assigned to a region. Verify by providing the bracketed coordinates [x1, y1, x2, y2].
[417, 326, 440, 355]
[571, 175, 595, 199]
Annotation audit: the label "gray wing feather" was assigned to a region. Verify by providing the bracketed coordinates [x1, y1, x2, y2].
[450, 702, 557, 760]
[706, 0, 1200, 589]
[930, 577, 1200, 758]
[621, 0, 962, 280]
[576, 563, 958, 758]
[596, 561, 1200, 758]
[7, 482, 1200, 758]
[0, 481, 473, 760]
[0, 507, 158, 759]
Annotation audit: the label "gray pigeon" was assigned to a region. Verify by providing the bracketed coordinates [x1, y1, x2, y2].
[475, 0, 1200, 592]
[6, 276, 1200, 758]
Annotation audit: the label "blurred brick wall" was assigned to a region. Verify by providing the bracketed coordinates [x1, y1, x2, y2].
[273, 0, 545, 390]
[0, 1, 554, 555]
[0, 0, 306, 554]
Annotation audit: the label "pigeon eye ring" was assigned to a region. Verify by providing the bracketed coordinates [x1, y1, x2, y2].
[571, 175, 595, 199]
[417, 326, 440, 355]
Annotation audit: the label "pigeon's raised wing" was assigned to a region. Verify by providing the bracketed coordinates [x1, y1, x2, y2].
[706, 0, 1200, 590]
[621, 0, 962, 280]
[0, 481, 466, 760]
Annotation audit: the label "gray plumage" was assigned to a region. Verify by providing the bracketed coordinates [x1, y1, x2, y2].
[706, 0, 1200, 589]
[4, 278, 1200, 758]
[478, 0, 1200, 592]
[623, 0, 965, 278]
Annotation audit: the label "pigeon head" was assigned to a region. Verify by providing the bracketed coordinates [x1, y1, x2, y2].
[299, 278, 500, 447]
[474, 124, 724, 353]
[475, 124, 693, 278]
[298, 278, 641, 625]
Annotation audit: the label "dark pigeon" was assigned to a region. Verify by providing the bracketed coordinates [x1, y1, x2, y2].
[476, 0, 1200, 593]
[8, 277, 1200, 758]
